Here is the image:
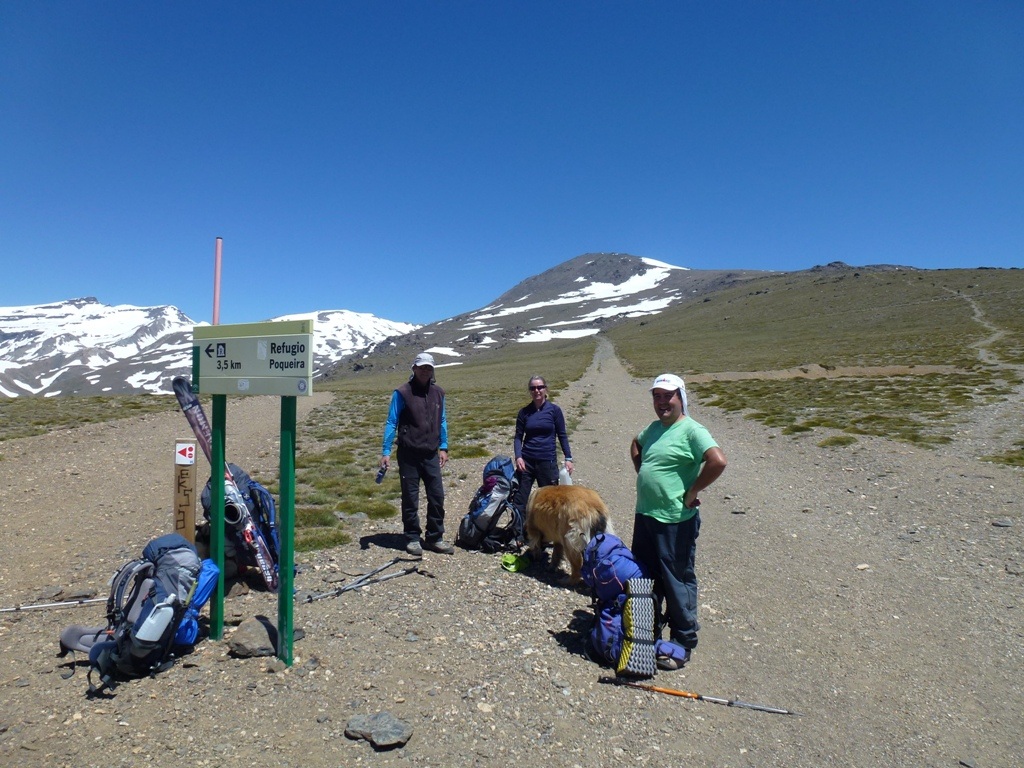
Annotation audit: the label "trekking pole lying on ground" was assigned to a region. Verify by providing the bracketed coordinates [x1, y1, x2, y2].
[305, 558, 430, 602]
[0, 597, 106, 613]
[599, 676, 802, 716]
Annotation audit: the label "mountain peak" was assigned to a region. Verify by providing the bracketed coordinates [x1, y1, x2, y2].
[2, 253, 769, 396]
[0, 301, 417, 397]
[324, 253, 764, 376]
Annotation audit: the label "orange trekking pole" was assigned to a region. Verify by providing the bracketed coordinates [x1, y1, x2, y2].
[599, 676, 802, 716]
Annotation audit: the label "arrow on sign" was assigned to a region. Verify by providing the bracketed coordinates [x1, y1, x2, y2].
[205, 344, 214, 358]
[175, 443, 196, 465]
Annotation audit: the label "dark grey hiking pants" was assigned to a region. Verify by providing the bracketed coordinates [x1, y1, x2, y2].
[631, 511, 701, 650]
[511, 457, 559, 514]
[397, 449, 446, 542]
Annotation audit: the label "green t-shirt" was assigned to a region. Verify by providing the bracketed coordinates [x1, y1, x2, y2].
[635, 417, 718, 523]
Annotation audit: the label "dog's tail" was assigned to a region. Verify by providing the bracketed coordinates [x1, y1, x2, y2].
[592, 510, 615, 537]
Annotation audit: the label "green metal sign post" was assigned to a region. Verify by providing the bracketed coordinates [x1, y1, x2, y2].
[210, 395, 227, 640]
[191, 320, 312, 665]
[278, 396, 297, 665]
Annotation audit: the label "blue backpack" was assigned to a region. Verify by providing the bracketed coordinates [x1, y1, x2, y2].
[201, 463, 281, 570]
[247, 479, 281, 566]
[582, 532, 648, 604]
[456, 456, 522, 552]
[581, 533, 688, 671]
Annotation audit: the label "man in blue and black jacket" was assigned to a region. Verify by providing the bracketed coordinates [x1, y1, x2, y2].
[380, 352, 454, 556]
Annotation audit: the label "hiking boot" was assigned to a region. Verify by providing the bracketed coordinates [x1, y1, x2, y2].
[405, 539, 423, 557]
[657, 648, 691, 671]
[424, 539, 455, 555]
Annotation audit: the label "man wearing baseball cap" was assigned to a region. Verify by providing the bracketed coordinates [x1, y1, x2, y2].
[380, 352, 454, 556]
[629, 373, 727, 669]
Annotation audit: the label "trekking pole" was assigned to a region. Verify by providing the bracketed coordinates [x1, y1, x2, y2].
[305, 559, 425, 602]
[350, 565, 427, 590]
[306, 556, 401, 601]
[346, 557, 404, 588]
[0, 597, 106, 613]
[599, 676, 802, 716]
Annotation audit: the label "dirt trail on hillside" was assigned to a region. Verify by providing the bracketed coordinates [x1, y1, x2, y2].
[1, 340, 1022, 768]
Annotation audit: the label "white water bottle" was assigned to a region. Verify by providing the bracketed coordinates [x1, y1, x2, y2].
[135, 594, 178, 642]
[559, 465, 573, 486]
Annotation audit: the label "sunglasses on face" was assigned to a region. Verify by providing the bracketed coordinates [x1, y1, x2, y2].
[529, 385, 546, 391]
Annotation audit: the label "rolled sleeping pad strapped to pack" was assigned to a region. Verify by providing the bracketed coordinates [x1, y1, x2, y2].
[617, 578, 657, 679]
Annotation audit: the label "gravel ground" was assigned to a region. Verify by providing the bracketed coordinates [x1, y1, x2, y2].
[1, 339, 1022, 768]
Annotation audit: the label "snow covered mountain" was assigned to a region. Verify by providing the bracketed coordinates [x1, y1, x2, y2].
[329, 252, 767, 375]
[0, 253, 767, 396]
[0, 299, 416, 397]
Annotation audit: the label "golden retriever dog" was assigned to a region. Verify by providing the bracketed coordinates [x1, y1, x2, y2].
[524, 485, 614, 585]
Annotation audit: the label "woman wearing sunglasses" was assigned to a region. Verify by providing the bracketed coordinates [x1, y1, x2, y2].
[510, 375, 574, 518]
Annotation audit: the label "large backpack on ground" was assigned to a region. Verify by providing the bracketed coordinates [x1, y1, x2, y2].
[58, 533, 219, 694]
[199, 463, 281, 574]
[581, 532, 687, 677]
[456, 455, 523, 553]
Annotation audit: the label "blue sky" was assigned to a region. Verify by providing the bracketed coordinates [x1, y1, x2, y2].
[2, 2, 1021, 326]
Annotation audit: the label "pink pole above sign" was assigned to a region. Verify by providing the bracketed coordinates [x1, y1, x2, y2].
[212, 237, 223, 325]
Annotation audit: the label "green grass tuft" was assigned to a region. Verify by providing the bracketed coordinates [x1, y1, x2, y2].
[982, 440, 1024, 467]
[295, 528, 351, 552]
[691, 369, 1015, 448]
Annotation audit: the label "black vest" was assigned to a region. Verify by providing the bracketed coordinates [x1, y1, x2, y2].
[396, 379, 445, 453]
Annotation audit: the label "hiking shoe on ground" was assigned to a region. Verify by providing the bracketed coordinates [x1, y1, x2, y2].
[424, 539, 455, 555]
[657, 649, 691, 670]
[405, 540, 423, 556]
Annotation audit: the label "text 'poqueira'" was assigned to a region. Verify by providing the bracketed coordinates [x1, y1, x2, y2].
[270, 341, 308, 370]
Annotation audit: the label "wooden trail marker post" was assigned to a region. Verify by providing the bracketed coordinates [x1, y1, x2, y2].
[173, 440, 198, 542]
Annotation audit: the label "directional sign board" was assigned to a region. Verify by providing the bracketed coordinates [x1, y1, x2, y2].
[195, 320, 314, 396]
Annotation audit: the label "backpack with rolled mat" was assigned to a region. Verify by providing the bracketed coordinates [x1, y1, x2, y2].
[581, 532, 688, 677]
[198, 463, 281, 583]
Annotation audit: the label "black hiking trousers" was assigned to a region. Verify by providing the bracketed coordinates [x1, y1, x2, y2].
[397, 448, 446, 543]
[631, 511, 701, 651]
[511, 457, 559, 515]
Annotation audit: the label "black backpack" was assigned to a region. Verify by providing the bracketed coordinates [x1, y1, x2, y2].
[456, 456, 523, 553]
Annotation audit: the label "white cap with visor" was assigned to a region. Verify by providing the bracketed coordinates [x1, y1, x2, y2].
[650, 373, 688, 416]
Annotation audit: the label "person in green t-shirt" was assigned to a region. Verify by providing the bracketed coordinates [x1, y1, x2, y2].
[630, 373, 727, 670]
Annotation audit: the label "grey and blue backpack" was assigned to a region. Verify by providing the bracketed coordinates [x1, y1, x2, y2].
[456, 456, 523, 553]
[58, 533, 219, 695]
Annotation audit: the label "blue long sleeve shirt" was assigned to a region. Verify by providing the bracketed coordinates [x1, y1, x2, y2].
[514, 401, 571, 463]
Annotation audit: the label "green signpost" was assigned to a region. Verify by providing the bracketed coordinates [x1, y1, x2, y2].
[192, 320, 313, 665]
[195, 320, 314, 397]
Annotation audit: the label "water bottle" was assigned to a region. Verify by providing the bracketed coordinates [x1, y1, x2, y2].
[375, 465, 388, 484]
[559, 465, 573, 486]
[135, 594, 178, 642]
